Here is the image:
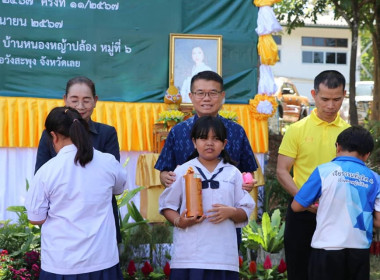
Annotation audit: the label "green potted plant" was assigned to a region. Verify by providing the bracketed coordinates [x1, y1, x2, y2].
[242, 209, 285, 266]
[219, 109, 238, 122]
[157, 110, 184, 128]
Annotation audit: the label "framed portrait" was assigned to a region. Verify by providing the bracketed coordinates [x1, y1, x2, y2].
[169, 33, 222, 103]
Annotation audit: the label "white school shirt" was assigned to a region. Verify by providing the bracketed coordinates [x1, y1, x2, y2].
[25, 144, 127, 275]
[159, 158, 255, 272]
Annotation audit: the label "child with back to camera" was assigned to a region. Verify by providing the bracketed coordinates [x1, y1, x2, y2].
[291, 126, 380, 280]
[25, 106, 126, 280]
[159, 116, 255, 280]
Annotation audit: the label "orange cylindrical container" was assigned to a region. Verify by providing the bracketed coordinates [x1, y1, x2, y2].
[184, 167, 203, 217]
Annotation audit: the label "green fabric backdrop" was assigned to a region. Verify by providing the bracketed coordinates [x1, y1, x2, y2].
[0, 0, 258, 103]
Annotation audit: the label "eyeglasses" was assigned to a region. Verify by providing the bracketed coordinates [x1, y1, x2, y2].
[191, 90, 222, 99]
[67, 99, 94, 108]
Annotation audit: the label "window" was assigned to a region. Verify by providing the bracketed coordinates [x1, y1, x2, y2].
[302, 37, 312, 46]
[272, 35, 281, 62]
[302, 51, 324, 63]
[302, 37, 348, 47]
[313, 52, 323, 63]
[273, 35, 282, 45]
[337, 39, 347, 47]
[302, 51, 347, 64]
[326, 52, 336, 64]
[302, 51, 312, 63]
[337, 53, 346, 64]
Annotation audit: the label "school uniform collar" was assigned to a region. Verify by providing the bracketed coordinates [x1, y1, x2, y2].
[332, 156, 366, 166]
[193, 158, 228, 175]
[57, 144, 77, 155]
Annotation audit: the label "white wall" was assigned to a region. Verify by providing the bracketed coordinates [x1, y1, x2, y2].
[272, 26, 351, 101]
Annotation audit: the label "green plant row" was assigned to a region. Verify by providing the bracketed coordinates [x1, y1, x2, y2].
[243, 209, 285, 253]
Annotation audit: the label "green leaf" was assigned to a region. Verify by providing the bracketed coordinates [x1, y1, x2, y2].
[127, 201, 146, 222]
[117, 187, 144, 208]
[261, 212, 271, 250]
[271, 209, 281, 229]
[26, 179, 30, 191]
[122, 212, 131, 226]
[121, 220, 147, 231]
[6, 206, 26, 213]
[243, 210, 286, 253]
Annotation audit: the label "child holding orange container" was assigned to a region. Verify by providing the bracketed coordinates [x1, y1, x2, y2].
[159, 116, 255, 280]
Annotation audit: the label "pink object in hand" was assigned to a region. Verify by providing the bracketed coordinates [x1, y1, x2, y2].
[243, 173, 253, 184]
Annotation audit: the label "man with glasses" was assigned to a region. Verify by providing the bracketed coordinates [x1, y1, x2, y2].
[155, 71, 258, 248]
[155, 70, 258, 188]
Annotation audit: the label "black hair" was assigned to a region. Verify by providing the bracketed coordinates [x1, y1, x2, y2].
[45, 106, 93, 167]
[314, 70, 346, 93]
[66, 76, 96, 97]
[187, 116, 236, 166]
[190, 70, 224, 92]
[336, 126, 374, 157]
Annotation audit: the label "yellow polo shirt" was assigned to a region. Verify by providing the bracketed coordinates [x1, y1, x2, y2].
[278, 108, 350, 189]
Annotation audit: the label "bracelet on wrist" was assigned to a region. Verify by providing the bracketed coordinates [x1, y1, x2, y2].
[173, 216, 181, 228]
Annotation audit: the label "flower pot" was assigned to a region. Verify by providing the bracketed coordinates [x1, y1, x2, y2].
[153, 243, 172, 267]
[256, 246, 285, 267]
[166, 120, 177, 129]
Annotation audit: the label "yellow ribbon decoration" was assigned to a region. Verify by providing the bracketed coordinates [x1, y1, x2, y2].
[253, 0, 282, 7]
[258, 34, 280, 65]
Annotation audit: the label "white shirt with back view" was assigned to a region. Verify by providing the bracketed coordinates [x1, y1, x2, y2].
[25, 144, 127, 275]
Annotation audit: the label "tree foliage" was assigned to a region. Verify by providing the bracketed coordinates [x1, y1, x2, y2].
[274, 0, 380, 122]
[360, 29, 374, 81]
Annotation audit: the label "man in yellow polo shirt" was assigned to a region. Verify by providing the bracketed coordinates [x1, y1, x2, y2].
[276, 70, 350, 280]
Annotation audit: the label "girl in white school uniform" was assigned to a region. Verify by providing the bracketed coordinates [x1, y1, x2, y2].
[159, 116, 255, 280]
[25, 107, 126, 280]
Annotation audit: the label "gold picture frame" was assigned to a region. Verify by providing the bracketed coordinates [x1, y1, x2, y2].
[169, 33, 222, 104]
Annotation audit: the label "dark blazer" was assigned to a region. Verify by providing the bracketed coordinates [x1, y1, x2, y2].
[35, 120, 120, 170]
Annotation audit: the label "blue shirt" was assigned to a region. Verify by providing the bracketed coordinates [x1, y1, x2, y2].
[154, 115, 258, 173]
[295, 156, 380, 249]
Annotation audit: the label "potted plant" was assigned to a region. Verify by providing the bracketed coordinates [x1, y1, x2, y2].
[157, 110, 184, 129]
[242, 209, 285, 266]
[219, 109, 238, 122]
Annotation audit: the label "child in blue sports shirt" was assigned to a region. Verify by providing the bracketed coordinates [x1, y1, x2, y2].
[292, 125, 380, 280]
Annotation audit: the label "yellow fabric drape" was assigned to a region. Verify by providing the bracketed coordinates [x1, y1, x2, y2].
[0, 97, 268, 153]
[258, 34, 279, 65]
[135, 153, 165, 222]
[135, 153, 162, 187]
[0, 97, 64, 147]
[223, 104, 269, 153]
[253, 0, 281, 7]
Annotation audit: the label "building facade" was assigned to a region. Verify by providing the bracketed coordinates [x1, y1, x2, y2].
[272, 16, 352, 101]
